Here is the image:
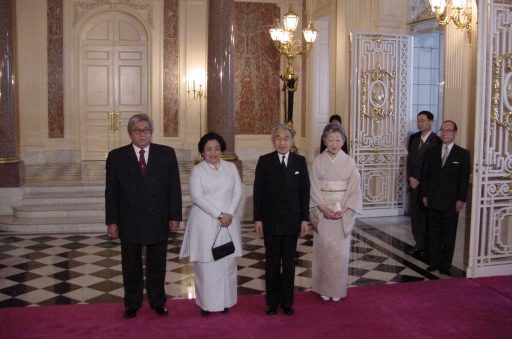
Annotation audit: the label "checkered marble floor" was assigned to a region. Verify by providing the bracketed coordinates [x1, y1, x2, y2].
[0, 220, 463, 308]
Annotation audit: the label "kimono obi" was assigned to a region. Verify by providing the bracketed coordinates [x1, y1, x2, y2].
[319, 180, 347, 210]
[319, 180, 347, 192]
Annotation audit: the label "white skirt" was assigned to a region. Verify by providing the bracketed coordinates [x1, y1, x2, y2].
[194, 256, 238, 312]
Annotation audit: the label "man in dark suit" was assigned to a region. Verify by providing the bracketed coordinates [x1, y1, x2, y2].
[106, 113, 182, 319]
[421, 120, 470, 276]
[406, 111, 441, 258]
[253, 123, 310, 316]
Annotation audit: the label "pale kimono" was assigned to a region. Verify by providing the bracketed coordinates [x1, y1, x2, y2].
[180, 160, 242, 312]
[309, 150, 362, 299]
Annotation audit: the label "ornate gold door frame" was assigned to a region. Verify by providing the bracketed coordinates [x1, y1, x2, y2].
[469, 0, 512, 277]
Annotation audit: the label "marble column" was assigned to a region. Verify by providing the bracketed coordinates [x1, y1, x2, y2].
[0, 0, 24, 187]
[207, 0, 242, 176]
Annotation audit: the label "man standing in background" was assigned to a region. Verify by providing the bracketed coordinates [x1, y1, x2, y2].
[421, 120, 470, 276]
[406, 111, 441, 259]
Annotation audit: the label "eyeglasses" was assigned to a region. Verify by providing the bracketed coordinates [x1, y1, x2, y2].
[439, 128, 455, 133]
[132, 128, 151, 135]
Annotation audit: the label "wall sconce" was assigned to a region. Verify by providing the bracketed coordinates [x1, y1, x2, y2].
[269, 6, 317, 126]
[429, 0, 472, 34]
[187, 70, 205, 99]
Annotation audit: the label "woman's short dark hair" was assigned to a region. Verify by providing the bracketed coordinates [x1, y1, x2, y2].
[198, 132, 227, 156]
[329, 114, 342, 124]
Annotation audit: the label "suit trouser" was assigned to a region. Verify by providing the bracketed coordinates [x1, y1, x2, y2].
[264, 233, 298, 309]
[409, 187, 428, 252]
[121, 239, 168, 309]
[428, 208, 459, 270]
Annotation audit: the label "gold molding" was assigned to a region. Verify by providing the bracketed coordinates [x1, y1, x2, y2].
[0, 156, 21, 164]
[491, 52, 512, 134]
[360, 64, 395, 123]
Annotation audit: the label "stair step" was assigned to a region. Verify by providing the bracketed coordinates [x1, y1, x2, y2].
[12, 202, 192, 218]
[23, 185, 105, 194]
[0, 161, 256, 234]
[0, 215, 106, 233]
[13, 204, 105, 218]
[23, 183, 190, 193]
[22, 188, 191, 205]
[0, 205, 193, 233]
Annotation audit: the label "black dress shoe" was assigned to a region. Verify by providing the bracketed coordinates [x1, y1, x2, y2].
[427, 266, 439, 272]
[152, 306, 168, 316]
[406, 247, 419, 255]
[123, 308, 138, 319]
[200, 309, 211, 317]
[439, 268, 451, 276]
[265, 307, 277, 315]
[281, 306, 294, 315]
[221, 307, 229, 314]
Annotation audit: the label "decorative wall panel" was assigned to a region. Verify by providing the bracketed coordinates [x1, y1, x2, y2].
[351, 33, 412, 217]
[469, 0, 512, 277]
[234, 2, 280, 135]
[163, 0, 179, 137]
[48, 0, 64, 138]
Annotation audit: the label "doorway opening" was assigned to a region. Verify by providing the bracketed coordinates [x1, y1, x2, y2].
[309, 15, 330, 160]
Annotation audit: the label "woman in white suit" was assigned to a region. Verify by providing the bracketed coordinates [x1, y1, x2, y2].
[180, 132, 243, 317]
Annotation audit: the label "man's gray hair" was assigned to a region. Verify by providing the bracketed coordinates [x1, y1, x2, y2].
[127, 113, 153, 134]
[271, 123, 295, 139]
[322, 122, 346, 143]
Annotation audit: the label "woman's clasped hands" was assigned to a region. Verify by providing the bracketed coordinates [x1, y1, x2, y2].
[320, 206, 346, 220]
[218, 213, 233, 227]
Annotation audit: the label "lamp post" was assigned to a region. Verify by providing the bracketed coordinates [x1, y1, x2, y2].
[269, 7, 317, 128]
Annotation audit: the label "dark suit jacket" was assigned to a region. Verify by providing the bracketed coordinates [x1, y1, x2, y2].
[406, 131, 441, 186]
[420, 144, 470, 210]
[253, 151, 310, 235]
[105, 143, 182, 244]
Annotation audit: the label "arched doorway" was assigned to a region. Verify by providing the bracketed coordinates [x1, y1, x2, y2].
[78, 11, 149, 160]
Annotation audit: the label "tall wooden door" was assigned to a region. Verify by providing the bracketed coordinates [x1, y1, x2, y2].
[80, 11, 148, 160]
[350, 33, 412, 217]
[468, 0, 512, 277]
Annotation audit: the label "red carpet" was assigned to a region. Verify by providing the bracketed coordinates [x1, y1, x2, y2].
[1, 276, 511, 339]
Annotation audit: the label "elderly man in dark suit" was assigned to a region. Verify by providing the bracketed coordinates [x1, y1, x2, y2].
[253, 123, 310, 316]
[421, 120, 470, 276]
[406, 111, 441, 258]
[106, 113, 182, 319]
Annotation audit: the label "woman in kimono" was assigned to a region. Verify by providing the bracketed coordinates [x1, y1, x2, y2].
[180, 132, 243, 317]
[310, 123, 362, 301]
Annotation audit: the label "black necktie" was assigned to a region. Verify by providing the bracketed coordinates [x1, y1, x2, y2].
[281, 155, 286, 170]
